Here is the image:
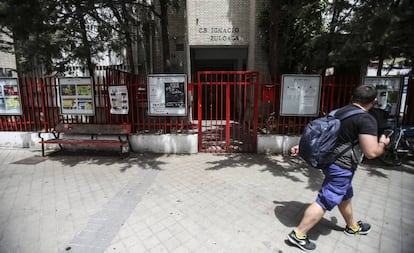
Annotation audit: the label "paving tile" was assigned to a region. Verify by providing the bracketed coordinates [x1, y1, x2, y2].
[1, 149, 414, 253]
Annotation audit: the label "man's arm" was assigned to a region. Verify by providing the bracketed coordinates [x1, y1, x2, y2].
[359, 134, 390, 159]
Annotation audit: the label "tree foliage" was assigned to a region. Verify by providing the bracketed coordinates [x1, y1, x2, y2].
[259, 0, 413, 76]
[0, 0, 179, 75]
[0, 0, 63, 73]
[324, 0, 414, 75]
[1, 0, 412, 76]
[259, 0, 326, 76]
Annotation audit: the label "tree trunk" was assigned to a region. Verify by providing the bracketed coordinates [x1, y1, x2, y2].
[121, 3, 136, 74]
[77, 13, 96, 121]
[79, 15, 95, 78]
[269, 0, 279, 77]
[322, 0, 339, 76]
[376, 45, 384, 76]
[159, 0, 171, 73]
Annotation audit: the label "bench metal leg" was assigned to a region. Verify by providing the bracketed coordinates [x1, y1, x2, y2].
[39, 132, 61, 157]
[42, 142, 45, 157]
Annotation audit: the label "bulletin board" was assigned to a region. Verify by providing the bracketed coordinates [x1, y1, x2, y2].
[147, 74, 187, 116]
[0, 77, 22, 115]
[280, 74, 322, 116]
[58, 77, 95, 115]
[362, 76, 402, 116]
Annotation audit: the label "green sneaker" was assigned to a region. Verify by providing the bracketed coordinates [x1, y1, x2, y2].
[287, 230, 316, 251]
[344, 221, 371, 236]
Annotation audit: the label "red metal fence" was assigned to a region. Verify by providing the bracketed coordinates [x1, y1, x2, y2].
[0, 69, 412, 140]
[1, 69, 196, 134]
[257, 75, 361, 135]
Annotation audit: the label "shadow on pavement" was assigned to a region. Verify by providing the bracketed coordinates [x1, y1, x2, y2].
[37, 150, 185, 173]
[204, 153, 324, 191]
[11, 155, 48, 165]
[363, 157, 414, 175]
[273, 200, 343, 240]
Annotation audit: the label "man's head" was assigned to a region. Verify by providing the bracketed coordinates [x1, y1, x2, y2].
[352, 84, 377, 105]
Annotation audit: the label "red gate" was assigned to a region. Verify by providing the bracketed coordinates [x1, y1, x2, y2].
[195, 71, 259, 152]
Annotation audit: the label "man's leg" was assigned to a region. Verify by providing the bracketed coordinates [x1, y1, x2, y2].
[339, 198, 372, 236]
[287, 164, 351, 251]
[287, 202, 324, 251]
[295, 202, 326, 235]
[338, 198, 356, 227]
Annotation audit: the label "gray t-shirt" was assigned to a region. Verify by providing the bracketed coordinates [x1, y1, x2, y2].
[333, 104, 378, 170]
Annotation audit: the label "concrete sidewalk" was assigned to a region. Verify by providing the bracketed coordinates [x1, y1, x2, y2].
[0, 148, 413, 253]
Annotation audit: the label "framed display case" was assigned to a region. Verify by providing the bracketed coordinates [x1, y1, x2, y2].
[280, 74, 322, 116]
[58, 77, 95, 115]
[0, 77, 22, 115]
[363, 76, 402, 116]
[147, 74, 187, 116]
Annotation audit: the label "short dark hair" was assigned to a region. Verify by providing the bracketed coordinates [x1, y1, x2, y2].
[352, 84, 377, 104]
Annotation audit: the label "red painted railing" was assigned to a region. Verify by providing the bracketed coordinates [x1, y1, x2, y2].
[0, 69, 412, 136]
[256, 75, 358, 135]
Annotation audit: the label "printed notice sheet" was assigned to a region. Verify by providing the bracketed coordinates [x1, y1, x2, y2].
[280, 75, 322, 116]
[109, 86, 129, 114]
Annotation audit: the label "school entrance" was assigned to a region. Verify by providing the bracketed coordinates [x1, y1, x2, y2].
[194, 71, 259, 153]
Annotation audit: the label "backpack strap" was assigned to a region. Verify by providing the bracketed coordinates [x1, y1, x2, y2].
[335, 140, 359, 160]
[331, 107, 367, 162]
[333, 107, 366, 121]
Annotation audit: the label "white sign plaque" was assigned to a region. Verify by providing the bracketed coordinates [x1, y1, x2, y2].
[147, 74, 187, 116]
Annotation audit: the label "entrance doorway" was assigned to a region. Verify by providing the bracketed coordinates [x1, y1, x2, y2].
[190, 47, 247, 74]
[194, 71, 259, 153]
[190, 47, 247, 120]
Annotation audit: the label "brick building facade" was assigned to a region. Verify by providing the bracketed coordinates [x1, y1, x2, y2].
[164, 0, 269, 79]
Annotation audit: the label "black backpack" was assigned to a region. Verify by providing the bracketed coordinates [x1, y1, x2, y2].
[298, 108, 366, 169]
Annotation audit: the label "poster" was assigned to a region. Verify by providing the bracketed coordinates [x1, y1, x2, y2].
[363, 76, 402, 116]
[147, 74, 187, 116]
[0, 78, 22, 115]
[280, 74, 322, 116]
[58, 77, 94, 115]
[109, 86, 129, 114]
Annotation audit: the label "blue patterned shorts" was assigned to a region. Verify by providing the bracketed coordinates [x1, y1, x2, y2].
[316, 163, 355, 211]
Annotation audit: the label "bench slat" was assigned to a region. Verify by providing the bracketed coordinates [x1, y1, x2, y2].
[40, 139, 128, 146]
[55, 124, 131, 134]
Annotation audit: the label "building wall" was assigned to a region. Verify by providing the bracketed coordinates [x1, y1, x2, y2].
[253, 0, 270, 76]
[0, 31, 17, 77]
[187, 0, 250, 46]
[167, 1, 187, 74]
[183, 0, 269, 76]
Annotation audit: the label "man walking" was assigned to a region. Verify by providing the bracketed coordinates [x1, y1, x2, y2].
[288, 84, 390, 251]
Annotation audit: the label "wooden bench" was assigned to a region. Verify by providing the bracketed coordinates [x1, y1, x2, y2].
[39, 123, 132, 157]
